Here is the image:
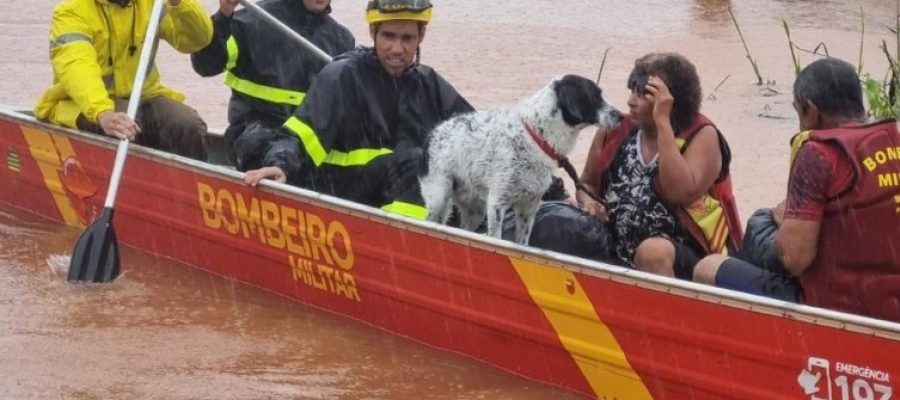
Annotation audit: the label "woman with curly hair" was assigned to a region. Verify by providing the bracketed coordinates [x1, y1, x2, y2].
[576, 52, 743, 279]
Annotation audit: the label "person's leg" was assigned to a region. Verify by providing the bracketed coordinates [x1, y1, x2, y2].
[137, 97, 208, 161]
[634, 237, 677, 277]
[694, 254, 728, 284]
[671, 241, 703, 280]
[694, 255, 801, 302]
[634, 237, 702, 280]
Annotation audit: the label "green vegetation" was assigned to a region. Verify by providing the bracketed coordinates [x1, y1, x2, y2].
[782, 4, 900, 119]
[729, 7, 764, 86]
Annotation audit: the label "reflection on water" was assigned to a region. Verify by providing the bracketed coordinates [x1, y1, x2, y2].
[0, 210, 592, 399]
[0, 207, 583, 399]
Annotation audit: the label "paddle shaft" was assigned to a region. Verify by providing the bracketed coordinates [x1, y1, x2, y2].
[104, 0, 166, 208]
[236, 0, 332, 64]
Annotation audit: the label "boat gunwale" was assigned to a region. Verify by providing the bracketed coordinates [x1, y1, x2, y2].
[3, 106, 900, 339]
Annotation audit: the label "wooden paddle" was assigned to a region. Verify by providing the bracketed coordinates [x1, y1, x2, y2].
[67, 0, 167, 283]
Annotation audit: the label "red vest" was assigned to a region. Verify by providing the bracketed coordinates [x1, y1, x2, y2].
[590, 114, 743, 254]
[795, 119, 900, 321]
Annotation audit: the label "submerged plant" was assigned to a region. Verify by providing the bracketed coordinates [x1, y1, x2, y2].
[595, 48, 611, 86]
[863, 40, 900, 120]
[729, 7, 764, 85]
[783, 19, 801, 76]
[784, 3, 900, 120]
[861, 0, 900, 120]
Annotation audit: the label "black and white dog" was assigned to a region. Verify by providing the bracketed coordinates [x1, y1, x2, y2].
[420, 74, 622, 244]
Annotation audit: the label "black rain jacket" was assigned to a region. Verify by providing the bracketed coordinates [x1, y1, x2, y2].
[191, 0, 354, 144]
[280, 47, 474, 186]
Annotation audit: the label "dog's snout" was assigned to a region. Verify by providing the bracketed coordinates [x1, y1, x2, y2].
[597, 104, 624, 130]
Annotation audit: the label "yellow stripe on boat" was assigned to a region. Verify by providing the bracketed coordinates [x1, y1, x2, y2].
[21, 126, 82, 227]
[511, 258, 652, 399]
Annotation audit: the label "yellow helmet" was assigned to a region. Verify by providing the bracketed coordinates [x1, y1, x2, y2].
[366, 0, 433, 25]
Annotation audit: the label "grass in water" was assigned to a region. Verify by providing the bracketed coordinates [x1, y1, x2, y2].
[782, 1, 900, 119]
[729, 7, 764, 86]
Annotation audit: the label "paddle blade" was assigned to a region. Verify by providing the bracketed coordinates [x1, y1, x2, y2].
[67, 208, 121, 283]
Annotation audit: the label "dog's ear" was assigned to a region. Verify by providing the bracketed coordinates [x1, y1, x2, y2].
[555, 75, 603, 126]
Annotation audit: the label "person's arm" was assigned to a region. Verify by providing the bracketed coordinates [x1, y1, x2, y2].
[277, 62, 349, 180]
[576, 128, 610, 222]
[159, 0, 214, 54]
[244, 166, 286, 186]
[190, 0, 238, 77]
[775, 219, 821, 276]
[48, 4, 114, 125]
[646, 76, 722, 205]
[774, 144, 834, 276]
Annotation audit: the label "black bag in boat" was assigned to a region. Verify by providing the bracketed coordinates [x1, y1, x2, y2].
[738, 208, 787, 273]
[446, 176, 570, 230]
[503, 201, 613, 263]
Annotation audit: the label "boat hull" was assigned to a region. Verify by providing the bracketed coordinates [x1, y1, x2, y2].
[2, 109, 899, 399]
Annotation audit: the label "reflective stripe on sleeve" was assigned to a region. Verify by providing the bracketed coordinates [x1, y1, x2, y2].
[225, 35, 238, 70]
[284, 116, 328, 166]
[50, 32, 92, 49]
[223, 36, 306, 105]
[224, 72, 306, 105]
[283, 116, 393, 167]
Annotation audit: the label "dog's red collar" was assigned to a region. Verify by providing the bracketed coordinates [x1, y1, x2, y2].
[522, 119, 562, 162]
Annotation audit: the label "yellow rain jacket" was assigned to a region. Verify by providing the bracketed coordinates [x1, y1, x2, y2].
[34, 0, 213, 128]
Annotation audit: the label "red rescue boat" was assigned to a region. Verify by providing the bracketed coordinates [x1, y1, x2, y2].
[1, 107, 898, 400]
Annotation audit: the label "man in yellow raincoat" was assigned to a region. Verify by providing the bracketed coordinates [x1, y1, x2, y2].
[34, 0, 213, 161]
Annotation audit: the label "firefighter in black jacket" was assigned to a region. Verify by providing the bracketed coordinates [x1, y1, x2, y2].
[245, 0, 474, 220]
[191, 0, 354, 171]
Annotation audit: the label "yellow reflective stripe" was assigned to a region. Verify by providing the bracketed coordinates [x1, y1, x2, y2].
[685, 194, 729, 254]
[511, 259, 652, 399]
[324, 148, 393, 167]
[709, 213, 729, 255]
[790, 130, 811, 167]
[21, 126, 83, 227]
[225, 35, 238, 71]
[284, 116, 328, 166]
[223, 36, 306, 105]
[224, 72, 306, 105]
[381, 201, 428, 220]
[283, 117, 394, 167]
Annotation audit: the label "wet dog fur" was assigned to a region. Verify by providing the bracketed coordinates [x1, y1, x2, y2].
[420, 74, 623, 244]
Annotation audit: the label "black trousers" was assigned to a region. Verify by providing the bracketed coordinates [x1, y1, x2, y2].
[715, 208, 802, 302]
[77, 97, 208, 161]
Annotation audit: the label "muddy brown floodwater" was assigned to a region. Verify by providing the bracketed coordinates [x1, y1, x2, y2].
[2, 0, 898, 398]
